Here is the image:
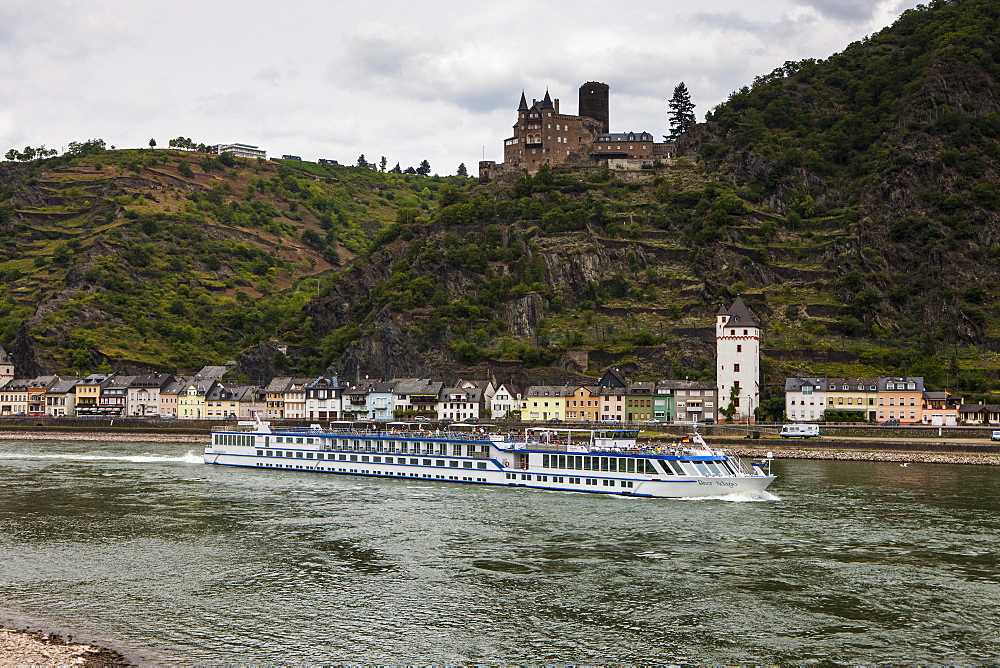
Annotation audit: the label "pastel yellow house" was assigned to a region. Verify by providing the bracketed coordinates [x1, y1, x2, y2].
[521, 386, 574, 422]
[177, 378, 217, 419]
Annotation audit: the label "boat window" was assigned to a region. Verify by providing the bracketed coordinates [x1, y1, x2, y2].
[410, 458, 418, 465]
[374, 456, 381, 463]
[477, 463, 487, 469]
[339, 454, 347, 461]
[463, 462, 473, 468]
[350, 455, 357, 462]
[295, 452, 303, 459]
[436, 460, 445, 467]
[256, 450, 263, 456]
[306, 453, 313, 459]
[423, 459, 431, 466]
[644, 460, 658, 474]
[583, 456, 592, 470]
[663, 460, 682, 475]
[557, 455, 566, 469]
[286, 451, 293, 458]
[573, 455, 582, 470]
[543, 454, 550, 467]
[657, 460, 674, 475]
[449, 461, 458, 467]
[627, 458, 635, 473]
[601, 458, 609, 472]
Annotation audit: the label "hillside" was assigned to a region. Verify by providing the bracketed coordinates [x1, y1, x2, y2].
[0, 146, 466, 377]
[3, 0, 1000, 407]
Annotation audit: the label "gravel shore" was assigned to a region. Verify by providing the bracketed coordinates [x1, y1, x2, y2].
[0, 628, 128, 667]
[0, 430, 203, 444]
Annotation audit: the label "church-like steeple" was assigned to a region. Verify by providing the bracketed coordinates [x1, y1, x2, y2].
[518, 91, 528, 111]
[539, 90, 554, 109]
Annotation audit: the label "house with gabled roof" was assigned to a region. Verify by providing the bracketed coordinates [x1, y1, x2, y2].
[491, 383, 522, 420]
[46, 377, 81, 417]
[128, 373, 175, 417]
[305, 377, 345, 421]
[0, 378, 31, 415]
[393, 379, 442, 420]
[27, 375, 60, 417]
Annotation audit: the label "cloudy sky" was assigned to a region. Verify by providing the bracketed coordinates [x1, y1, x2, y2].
[2, 0, 921, 175]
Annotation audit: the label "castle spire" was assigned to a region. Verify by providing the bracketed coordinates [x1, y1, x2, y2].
[540, 89, 554, 109]
[518, 91, 528, 111]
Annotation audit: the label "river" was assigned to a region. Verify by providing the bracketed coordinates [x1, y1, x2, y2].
[0, 438, 998, 664]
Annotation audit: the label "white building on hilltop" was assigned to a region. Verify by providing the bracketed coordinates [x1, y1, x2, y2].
[716, 297, 761, 421]
[213, 143, 267, 160]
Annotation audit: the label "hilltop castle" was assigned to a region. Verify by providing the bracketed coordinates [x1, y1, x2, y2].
[480, 82, 676, 178]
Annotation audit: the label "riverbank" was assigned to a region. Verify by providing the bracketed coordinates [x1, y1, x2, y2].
[728, 445, 1000, 466]
[0, 627, 128, 666]
[0, 429, 203, 444]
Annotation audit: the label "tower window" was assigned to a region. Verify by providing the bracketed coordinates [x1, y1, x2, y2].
[737, 345, 742, 353]
[734, 364, 740, 372]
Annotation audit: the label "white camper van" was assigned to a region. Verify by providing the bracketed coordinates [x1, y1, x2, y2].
[780, 423, 820, 438]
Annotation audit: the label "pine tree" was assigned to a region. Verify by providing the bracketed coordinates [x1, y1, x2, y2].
[416, 159, 431, 175]
[456, 162, 468, 176]
[667, 82, 696, 140]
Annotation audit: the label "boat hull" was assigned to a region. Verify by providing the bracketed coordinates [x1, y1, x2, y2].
[203, 447, 775, 499]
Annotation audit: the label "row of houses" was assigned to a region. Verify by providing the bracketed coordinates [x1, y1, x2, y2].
[784, 377, 966, 425]
[0, 345, 722, 422]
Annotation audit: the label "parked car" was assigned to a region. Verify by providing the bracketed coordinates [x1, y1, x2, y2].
[414, 416, 430, 421]
[643, 419, 661, 424]
[602, 418, 621, 424]
[881, 419, 900, 426]
[698, 418, 716, 424]
[991, 430, 1000, 441]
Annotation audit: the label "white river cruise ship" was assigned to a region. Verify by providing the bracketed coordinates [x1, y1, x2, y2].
[204, 419, 775, 499]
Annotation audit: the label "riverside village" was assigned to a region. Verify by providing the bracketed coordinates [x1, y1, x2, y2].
[0, 298, 979, 427]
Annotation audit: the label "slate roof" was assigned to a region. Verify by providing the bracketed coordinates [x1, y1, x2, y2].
[719, 296, 760, 328]
[784, 377, 827, 392]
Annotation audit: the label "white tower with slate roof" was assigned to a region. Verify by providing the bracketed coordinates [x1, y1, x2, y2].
[716, 297, 761, 421]
[0, 346, 12, 388]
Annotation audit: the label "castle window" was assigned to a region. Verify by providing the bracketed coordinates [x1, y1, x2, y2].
[737, 345, 742, 352]
[734, 364, 740, 373]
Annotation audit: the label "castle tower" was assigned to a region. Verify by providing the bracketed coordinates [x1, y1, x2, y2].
[578, 82, 609, 134]
[716, 297, 761, 421]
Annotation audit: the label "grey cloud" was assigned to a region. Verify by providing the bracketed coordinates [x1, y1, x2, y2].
[798, 0, 879, 23]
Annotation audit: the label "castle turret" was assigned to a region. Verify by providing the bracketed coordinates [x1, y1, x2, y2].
[578, 81, 609, 134]
[716, 297, 761, 421]
[518, 92, 528, 111]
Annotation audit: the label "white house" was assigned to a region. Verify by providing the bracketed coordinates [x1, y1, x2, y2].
[784, 377, 828, 422]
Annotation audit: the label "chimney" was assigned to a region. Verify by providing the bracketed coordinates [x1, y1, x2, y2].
[554, 98, 560, 113]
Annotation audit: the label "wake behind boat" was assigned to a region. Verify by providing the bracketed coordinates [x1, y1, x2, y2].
[203, 419, 775, 498]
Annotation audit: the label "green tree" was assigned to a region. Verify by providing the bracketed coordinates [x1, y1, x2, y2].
[720, 384, 739, 421]
[416, 159, 431, 175]
[668, 81, 696, 139]
[390, 162, 402, 174]
[456, 162, 468, 176]
[379, 156, 387, 172]
[149, 138, 157, 149]
[357, 154, 368, 168]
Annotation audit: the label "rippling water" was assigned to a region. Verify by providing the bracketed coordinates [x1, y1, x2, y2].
[1, 438, 999, 664]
